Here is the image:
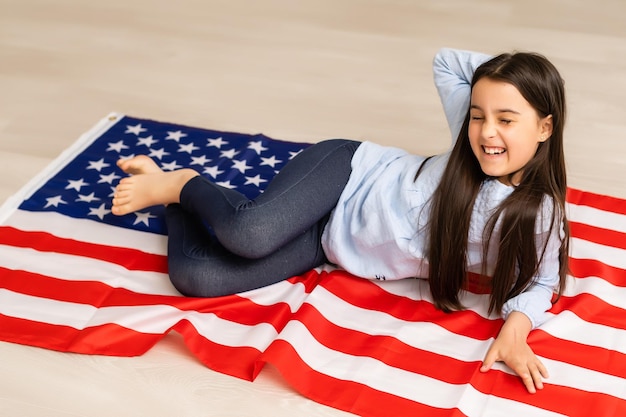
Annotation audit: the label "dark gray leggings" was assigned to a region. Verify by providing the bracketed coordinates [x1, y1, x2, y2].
[165, 139, 361, 297]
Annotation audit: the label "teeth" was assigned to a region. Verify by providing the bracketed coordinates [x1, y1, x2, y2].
[483, 146, 506, 155]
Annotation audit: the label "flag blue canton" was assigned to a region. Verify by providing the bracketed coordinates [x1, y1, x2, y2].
[19, 116, 310, 235]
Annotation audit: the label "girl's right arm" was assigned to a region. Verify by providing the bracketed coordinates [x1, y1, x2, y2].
[432, 48, 492, 145]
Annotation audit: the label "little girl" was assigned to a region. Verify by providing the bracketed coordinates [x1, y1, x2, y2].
[112, 48, 569, 394]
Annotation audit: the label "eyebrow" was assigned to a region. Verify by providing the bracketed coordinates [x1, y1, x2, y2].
[470, 104, 521, 115]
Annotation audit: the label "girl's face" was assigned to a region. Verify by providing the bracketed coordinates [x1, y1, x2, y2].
[468, 78, 553, 185]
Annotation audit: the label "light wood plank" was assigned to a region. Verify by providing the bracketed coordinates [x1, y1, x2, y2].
[1, 0, 625, 415]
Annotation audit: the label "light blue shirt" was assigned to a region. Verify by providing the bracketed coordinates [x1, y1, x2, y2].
[321, 48, 562, 328]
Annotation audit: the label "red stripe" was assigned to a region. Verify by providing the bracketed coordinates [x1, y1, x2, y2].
[300, 302, 626, 416]
[569, 257, 626, 286]
[551, 292, 626, 331]
[304, 292, 626, 384]
[571, 221, 626, 250]
[0, 314, 266, 382]
[260, 339, 464, 417]
[0, 266, 305, 331]
[318, 271, 626, 380]
[263, 337, 626, 417]
[286, 268, 327, 292]
[567, 188, 626, 215]
[469, 366, 626, 417]
[297, 302, 484, 382]
[172, 320, 263, 381]
[531, 329, 626, 380]
[0, 226, 167, 273]
[319, 270, 503, 341]
[0, 314, 160, 356]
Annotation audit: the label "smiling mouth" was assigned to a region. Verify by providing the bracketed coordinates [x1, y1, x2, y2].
[482, 146, 506, 155]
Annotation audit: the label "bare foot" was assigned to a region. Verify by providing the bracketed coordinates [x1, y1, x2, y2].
[117, 155, 163, 175]
[112, 156, 199, 216]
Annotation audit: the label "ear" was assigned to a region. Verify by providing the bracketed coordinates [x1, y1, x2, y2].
[538, 114, 553, 142]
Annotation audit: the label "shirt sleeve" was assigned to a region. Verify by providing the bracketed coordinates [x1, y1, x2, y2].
[432, 48, 492, 145]
[501, 199, 565, 329]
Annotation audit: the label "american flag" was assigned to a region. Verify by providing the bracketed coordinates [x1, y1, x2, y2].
[1, 113, 626, 416]
[15, 114, 307, 235]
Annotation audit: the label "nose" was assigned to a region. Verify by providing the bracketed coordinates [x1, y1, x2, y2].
[481, 118, 497, 139]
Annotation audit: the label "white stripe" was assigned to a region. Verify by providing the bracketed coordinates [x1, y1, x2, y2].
[0, 113, 122, 224]
[4, 210, 167, 256]
[541, 310, 626, 356]
[567, 202, 626, 234]
[240, 265, 354, 313]
[0, 289, 277, 351]
[308, 285, 626, 398]
[241, 279, 310, 313]
[185, 310, 277, 351]
[308, 285, 489, 362]
[277, 320, 566, 417]
[358, 278, 493, 319]
[564, 275, 626, 310]
[0, 244, 177, 296]
[570, 236, 626, 270]
[541, 357, 626, 400]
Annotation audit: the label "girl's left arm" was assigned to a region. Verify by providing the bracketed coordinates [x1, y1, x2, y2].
[482, 285, 554, 393]
[482, 201, 566, 393]
[501, 200, 565, 329]
[481, 311, 548, 394]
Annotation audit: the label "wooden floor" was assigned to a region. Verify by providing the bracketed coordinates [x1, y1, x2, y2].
[1, 0, 625, 415]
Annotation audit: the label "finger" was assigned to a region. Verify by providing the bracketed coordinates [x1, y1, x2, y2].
[531, 359, 549, 391]
[537, 359, 549, 379]
[519, 371, 537, 394]
[529, 365, 544, 391]
[480, 352, 498, 372]
[480, 360, 495, 372]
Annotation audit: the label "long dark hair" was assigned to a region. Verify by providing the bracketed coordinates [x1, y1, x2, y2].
[427, 51, 569, 314]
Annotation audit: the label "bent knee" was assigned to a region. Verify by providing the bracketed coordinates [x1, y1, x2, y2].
[214, 228, 282, 260]
[167, 261, 222, 298]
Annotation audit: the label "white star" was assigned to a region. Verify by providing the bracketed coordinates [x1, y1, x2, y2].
[248, 141, 268, 155]
[107, 140, 129, 153]
[87, 158, 111, 172]
[232, 159, 252, 174]
[220, 148, 239, 159]
[178, 143, 200, 154]
[45, 195, 67, 208]
[149, 148, 170, 160]
[133, 211, 157, 226]
[289, 150, 303, 159]
[244, 174, 267, 187]
[137, 135, 158, 147]
[66, 178, 89, 192]
[203, 165, 224, 178]
[161, 160, 184, 171]
[88, 203, 111, 220]
[207, 137, 228, 148]
[190, 155, 211, 166]
[125, 124, 147, 135]
[76, 192, 100, 203]
[166, 130, 188, 142]
[216, 180, 236, 189]
[260, 155, 282, 168]
[98, 172, 121, 184]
